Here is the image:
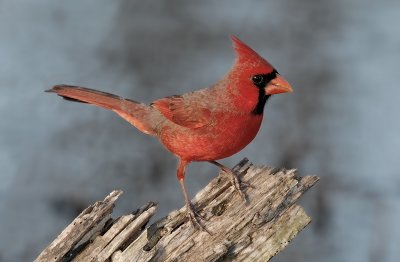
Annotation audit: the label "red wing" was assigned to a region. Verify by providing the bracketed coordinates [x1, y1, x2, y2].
[151, 95, 211, 129]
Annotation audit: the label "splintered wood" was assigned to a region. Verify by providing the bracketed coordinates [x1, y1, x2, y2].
[35, 158, 319, 262]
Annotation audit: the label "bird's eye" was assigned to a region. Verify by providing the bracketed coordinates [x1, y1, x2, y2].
[252, 75, 265, 86]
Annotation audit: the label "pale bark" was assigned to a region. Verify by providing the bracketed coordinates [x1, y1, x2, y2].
[35, 158, 319, 262]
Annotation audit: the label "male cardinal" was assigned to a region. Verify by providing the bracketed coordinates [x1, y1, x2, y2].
[46, 36, 292, 230]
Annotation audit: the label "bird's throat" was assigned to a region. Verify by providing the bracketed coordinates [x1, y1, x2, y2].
[252, 89, 270, 115]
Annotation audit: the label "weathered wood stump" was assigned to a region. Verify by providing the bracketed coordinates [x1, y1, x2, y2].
[36, 158, 319, 261]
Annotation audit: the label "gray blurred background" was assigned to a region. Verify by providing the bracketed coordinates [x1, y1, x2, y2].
[1, 0, 399, 261]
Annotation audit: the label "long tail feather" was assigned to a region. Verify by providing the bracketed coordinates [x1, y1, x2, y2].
[47, 85, 159, 136]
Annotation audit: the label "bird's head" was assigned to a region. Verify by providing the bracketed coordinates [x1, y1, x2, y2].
[227, 36, 293, 114]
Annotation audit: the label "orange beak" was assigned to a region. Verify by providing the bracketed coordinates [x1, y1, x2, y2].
[265, 74, 293, 95]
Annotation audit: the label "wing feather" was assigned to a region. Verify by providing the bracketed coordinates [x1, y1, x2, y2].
[151, 94, 211, 129]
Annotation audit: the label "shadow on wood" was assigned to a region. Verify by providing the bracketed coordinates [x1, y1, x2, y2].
[35, 158, 319, 262]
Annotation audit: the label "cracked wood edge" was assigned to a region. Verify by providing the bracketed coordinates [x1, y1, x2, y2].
[35, 190, 123, 262]
[35, 159, 319, 262]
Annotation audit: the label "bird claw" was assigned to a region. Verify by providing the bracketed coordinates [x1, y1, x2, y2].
[185, 203, 212, 235]
[221, 167, 253, 203]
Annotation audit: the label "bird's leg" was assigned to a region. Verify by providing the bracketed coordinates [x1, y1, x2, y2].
[177, 159, 210, 233]
[209, 160, 253, 203]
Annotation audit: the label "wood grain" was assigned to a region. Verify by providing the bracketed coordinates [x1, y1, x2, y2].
[35, 158, 319, 262]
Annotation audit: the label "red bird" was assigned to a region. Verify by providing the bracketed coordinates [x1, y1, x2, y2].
[47, 36, 292, 229]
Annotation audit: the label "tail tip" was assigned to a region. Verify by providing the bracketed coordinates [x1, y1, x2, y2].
[45, 84, 68, 93]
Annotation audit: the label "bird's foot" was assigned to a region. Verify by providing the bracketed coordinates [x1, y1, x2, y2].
[221, 167, 254, 203]
[185, 203, 212, 234]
